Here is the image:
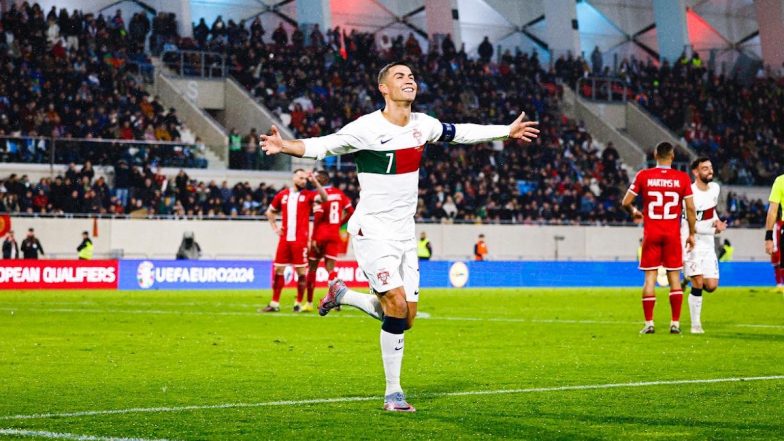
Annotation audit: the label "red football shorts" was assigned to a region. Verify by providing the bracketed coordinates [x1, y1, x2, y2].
[772, 251, 781, 266]
[309, 238, 341, 261]
[639, 233, 683, 271]
[274, 240, 308, 266]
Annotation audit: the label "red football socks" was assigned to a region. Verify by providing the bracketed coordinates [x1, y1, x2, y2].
[272, 273, 284, 303]
[296, 276, 306, 303]
[642, 296, 656, 321]
[306, 271, 316, 302]
[669, 290, 683, 322]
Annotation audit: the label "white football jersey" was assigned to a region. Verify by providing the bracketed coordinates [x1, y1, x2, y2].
[681, 182, 720, 252]
[301, 110, 509, 240]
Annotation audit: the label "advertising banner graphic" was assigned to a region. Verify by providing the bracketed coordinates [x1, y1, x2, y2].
[0, 260, 118, 289]
[119, 260, 270, 290]
[282, 261, 368, 288]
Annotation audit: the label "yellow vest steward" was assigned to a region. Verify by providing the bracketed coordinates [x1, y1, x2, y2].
[417, 239, 431, 258]
[78, 241, 94, 260]
[719, 245, 733, 262]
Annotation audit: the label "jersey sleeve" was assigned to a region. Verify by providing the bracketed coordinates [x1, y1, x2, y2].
[628, 170, 644, 195]
[682, 174, 694, 199]
[270, 191, 283, 211]
[302, 120, 364, 160]
[769, 175, 784, 204]
[424, 114, 509, 144]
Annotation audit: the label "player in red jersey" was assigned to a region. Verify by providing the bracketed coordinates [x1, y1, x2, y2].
[622, 142, 696, 334]
[260, 169, 327, 313]
[302, 170, 355, 312]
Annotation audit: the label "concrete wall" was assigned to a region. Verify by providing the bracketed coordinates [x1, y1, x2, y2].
[582, 101, 626, 130]
[169, 79, 225, 110]
[563, 87, 646, 169]
[625, 102, 695, 161]
[10, 217, 768, 263]
[223, 78, 295, 171]
[154, 74, 228, 161]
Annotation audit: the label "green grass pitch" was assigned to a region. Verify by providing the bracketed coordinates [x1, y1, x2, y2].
[0, 287, 782, 440]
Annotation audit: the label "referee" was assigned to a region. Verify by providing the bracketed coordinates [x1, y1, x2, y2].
[765, 174, 784, 267]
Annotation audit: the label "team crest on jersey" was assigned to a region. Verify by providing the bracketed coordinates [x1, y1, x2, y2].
[377, 270, 391, 285]
[412, 128, 422, 144]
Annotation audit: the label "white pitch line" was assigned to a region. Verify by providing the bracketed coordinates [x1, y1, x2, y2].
[0, 428, 172, 441]
[2, 307, 782, 329]
[2, 375, 782, 422]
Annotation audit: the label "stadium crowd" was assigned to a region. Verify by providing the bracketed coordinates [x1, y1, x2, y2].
[0, 4, 773, 225]
[0, 2, 206, 167]
[0, 162, 767, 225]
[556, 51, 784, 186]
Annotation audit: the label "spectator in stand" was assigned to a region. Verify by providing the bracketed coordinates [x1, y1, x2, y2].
[243, 128, 259, 169]
[2, 230, 19, 259]
[478, 36, 493, 63]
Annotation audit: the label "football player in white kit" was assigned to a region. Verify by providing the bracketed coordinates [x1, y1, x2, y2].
[681, 157, 727, 334]
[259, 61, 540, 412]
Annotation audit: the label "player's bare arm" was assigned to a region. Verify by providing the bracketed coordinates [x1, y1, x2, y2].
[684, 196, 697, 251]
[308, 171, 329, 202]
[266, 206, 282, 236]
[765, 201, 779, 255]
[621, 191, 643, 221]
[260, 125, 306, 157]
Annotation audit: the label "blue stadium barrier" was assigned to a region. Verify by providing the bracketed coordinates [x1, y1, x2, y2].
[419, 261, 773, 288]
[117, 259, 773, 290]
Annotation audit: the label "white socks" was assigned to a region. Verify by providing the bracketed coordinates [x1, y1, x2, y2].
[340, 289, 384, 321]
[688, 294, 703, 327]
[380, 330, 404, 396]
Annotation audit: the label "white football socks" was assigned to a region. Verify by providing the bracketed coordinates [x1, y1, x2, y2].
[340, 289, 384, 321]
[688, 294, 703, 327]
[380, 330, 404, 396]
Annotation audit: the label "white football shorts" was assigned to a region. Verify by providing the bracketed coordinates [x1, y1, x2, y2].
[351, 235, 420, 302]
[684, 248, 719, 279]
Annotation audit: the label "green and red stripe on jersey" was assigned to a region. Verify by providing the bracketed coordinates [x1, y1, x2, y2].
[355, 145, 425, 175]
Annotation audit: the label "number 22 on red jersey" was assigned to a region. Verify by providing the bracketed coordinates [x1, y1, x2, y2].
[628, 167, 693, 236]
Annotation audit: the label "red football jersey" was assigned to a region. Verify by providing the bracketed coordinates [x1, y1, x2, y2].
[270, 188, 317, 243]
[313, 187, 354, 242]
[628, 166, 693, 236]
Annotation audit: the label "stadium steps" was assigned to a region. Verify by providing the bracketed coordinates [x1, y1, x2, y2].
[149, 58, 229, 169]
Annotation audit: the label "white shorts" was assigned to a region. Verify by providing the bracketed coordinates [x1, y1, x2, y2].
[684, 248, 719, 279]
[352, 235, 420, 302]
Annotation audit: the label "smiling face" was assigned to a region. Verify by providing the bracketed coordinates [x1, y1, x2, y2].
[378, 63, 417, 104]
[693, 160, 714, 184]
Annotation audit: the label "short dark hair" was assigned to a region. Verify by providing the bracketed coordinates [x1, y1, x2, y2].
[690, 156, 711, 170]
[377, 61, 414, 84]
[316, 170, 329, 179]
[292, 168, 305, 174]
[654, 142, 675, 159]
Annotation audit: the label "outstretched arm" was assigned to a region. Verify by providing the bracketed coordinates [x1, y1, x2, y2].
[261, 124, 360, 160]
[438, 112, 540, 144]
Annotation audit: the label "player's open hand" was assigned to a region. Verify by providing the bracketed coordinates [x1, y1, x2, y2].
[260, 125, 283, 155]
[686, 234, 696, 252]
[765, 240, 774, 255]
[508, 112, 540, 143]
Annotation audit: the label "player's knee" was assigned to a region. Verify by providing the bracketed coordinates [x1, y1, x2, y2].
[704, 283, 718, 293]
